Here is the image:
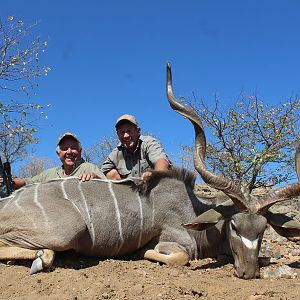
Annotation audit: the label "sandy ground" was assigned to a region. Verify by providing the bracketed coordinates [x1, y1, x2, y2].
[0, 234, 300, 300]
[1, 188, 300, 300]
[1, 254, 300, 300]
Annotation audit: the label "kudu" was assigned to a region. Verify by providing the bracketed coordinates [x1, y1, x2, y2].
[0, 64, 299, 279]
[166, 62, 300, 278]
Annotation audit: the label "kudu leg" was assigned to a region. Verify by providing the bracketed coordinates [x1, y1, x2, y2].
[139, 242, 190, 266]
[0, 241, 55, 274]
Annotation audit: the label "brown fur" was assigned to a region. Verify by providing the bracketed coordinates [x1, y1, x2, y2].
[134, 167, 196, 196]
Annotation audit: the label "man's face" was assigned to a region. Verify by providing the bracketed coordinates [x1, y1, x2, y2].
[57, 138, 82, 167]
[116, 122, 140, 153]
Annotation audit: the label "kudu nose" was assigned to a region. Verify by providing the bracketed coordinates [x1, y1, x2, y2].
[235, 270, 259, 280]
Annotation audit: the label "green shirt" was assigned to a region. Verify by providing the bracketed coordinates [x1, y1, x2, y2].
[101, 135, 171, 178]
[25, 160, 106, 184]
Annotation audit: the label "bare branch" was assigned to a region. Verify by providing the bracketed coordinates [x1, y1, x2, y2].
[0, 16, 50, 164]
[182, 94, 300, 192]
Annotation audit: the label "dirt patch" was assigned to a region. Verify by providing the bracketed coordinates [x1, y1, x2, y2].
[1, 187, 300, 299]
[1, 232, 300, 300]
[0, 255, 299, 300]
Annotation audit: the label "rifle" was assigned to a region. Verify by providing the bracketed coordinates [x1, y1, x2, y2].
[0, 157, 14, 198]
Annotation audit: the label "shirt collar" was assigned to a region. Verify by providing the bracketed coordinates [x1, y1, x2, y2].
[61, 158, 85, 172]
[118, 137, 142, 154]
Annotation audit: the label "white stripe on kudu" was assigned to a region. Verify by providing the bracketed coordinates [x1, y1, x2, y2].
[78, 181, 95, 246]
[33, 184, 49, 227]
[108, 181, 124, 255]
[60, 180, 69, 200]
[151, 196, 155, 228]
[230, 221, 258, 250]
[136, 193, 143, 249]
[60, 180, 86, 235]
[61, 180, 85, 219]
[240, 236, 258, 250]
[2, 193, 18, 211]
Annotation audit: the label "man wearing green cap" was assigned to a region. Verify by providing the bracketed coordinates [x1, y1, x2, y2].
[2, 132, 106, 190]
[101, 114, 171, 180]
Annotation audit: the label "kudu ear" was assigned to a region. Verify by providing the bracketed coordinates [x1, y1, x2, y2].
[182, 202, 236, 231]
[265, 210, 300, 238]
[182, 209, 223, 231]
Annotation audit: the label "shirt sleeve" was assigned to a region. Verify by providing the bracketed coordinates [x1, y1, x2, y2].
[144, 137, 171, 165]
[70, 162, 106, 179]
[24, 169, 51, 184]
[100, 149, 118, 174]
[88, 163, 107, 179]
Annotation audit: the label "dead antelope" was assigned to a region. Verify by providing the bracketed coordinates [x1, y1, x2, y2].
[166, 62, 300, 278]
[0, 64, 298, 279]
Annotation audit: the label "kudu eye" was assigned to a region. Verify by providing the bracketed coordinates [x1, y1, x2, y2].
[230, 220, 241, 237]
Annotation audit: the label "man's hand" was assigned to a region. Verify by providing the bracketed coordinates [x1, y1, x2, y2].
[105, 169, 122, 180]
[141, 158, 170, 181]
[141, 171, 152, 181]
[78, 173, 100, 182]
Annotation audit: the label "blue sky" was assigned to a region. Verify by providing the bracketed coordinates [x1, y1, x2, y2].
[2, 0, 300, 170]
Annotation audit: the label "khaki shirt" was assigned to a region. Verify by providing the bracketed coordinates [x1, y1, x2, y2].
[25, 160, 106, 184]
[101, 135, 171, 178]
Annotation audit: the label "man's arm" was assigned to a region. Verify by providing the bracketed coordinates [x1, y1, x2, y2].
[101, 149, 122, 180]
[145, 136, 171, 168]
[0, 177, 27, 190]
[77, 162, 107, 181]
[141, 136, 171, 180]
[1, 167, 53, 190]
[12, 178, 27, 189]
[154, 157, 170, 171]
[141, 158, 170, 181]
[105, 169, 122, 180]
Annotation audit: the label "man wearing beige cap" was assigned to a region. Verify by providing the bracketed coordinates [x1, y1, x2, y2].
[101, 114, 171, 180]
[4, 132, 106, 190]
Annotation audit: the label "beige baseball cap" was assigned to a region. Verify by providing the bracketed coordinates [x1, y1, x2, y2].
[57, 132, 80, 145]
[115, 114, 138, 128]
